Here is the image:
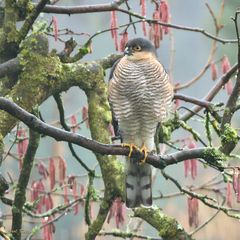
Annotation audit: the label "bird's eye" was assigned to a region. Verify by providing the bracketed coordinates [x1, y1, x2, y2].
[133, 45, 142, 51]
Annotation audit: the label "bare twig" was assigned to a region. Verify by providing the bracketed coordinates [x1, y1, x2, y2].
[37, 2, 237, 44]
[181, 63, 238, 121]
[162, 170, 240, 220]
[189, 201, 223, 236]
[176, 2, 225, 90]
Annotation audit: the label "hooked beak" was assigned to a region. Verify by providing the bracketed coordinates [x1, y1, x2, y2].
[124, 47, 132, 56]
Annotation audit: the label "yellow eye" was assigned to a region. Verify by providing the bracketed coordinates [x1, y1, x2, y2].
[133, 45, 141, 51]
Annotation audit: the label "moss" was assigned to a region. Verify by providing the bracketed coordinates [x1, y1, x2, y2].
[133, 206, 190, 240]
[84, 65, 124, 239]
[221, 123, 238, 146]
[3, 1, 18, 43]
[14, 34, 63, 109]
[203, 147, 227, 169]
[0, 34, 64, 136]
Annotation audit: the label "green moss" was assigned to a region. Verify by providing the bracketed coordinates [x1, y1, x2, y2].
[14, 34, 63, 109]
[133, 206, 190, 240]
[203, 147, 227, 168]
[221, 123, 238, 145]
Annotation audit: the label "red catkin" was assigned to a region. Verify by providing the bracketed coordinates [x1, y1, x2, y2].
[82, 106, 89, 128]
[17, 128, 29, 170]
[210, 62, 218, 81]
[58, 157, 66, 186]
[140, 0, 147, 36]
[110, 11, 119, 51]
[119, 31, 128, 52]
[49, 158, 56, 190]
[107, 197, 125, 228]
[221, 55, 231, 74]
[52, 16, 58, 42]
[70, 114, 78, 133]
[187, 197, 199, 228]
[159, 0, 169, 34]
[38, 161, 49, 179]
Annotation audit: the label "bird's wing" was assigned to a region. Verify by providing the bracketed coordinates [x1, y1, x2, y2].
[108, 58, 122, 139]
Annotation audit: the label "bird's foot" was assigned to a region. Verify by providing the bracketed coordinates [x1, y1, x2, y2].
[122, 143, 140, 159]
[139, 144, 148, 165]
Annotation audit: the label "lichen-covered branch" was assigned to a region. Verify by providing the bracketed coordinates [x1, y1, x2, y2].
[17, 0, 48, 45]
[220, 12, 240, 154]
[133, 206, 192, 240]
[99, 230, 161, 239]
[82, 62, 124, 239]
[11, 125, 40, 240]
[0, 33, 119, 138]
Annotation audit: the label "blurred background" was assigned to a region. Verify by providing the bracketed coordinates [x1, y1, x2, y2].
[1, 0, 240, 239]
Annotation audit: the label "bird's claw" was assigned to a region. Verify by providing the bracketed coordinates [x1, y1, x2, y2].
[139, 144, 148, 165]
[122, 143, 140, 159]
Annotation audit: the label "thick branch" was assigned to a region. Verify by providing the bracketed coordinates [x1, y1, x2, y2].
[0, 97, 227, 171]
[38, 1, 123, 14]
[133, 207, 192, 240]
[0, 57, 20, 78]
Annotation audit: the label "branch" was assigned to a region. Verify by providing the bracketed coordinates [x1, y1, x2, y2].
[162, 171, 240, 220]
[0, 58, 20, 79]
[181, 63, 238, 121]
[38, 2, 237, 44]
[38, 1, 124, 14]
[0, 97, 228, 171]
[220, 11, 240, 154]
[133, 206, 192, 240]
[174, 93, 215, 110]
[99, 230, 162, 239]
[53, 93, 93, 172]
[11, 122, 40, 240]
[17, 0, 49, 44]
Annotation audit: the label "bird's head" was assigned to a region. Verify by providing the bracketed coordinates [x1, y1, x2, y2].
[124, 38, 157, 60]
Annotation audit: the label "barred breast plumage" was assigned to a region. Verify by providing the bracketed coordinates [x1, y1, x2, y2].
[108, 37, 173, 208]
[109, 56, 173, 140]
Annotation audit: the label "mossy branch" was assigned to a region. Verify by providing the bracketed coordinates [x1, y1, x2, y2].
[11, 119, 40, 240]
[133, 206, 192, 240]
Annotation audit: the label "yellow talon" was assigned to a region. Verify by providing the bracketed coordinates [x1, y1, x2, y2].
[139, 144, 148, 165]
[122, 143, 139, 159]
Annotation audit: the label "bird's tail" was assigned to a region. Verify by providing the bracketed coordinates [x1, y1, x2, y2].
[125, 158, 152, 208]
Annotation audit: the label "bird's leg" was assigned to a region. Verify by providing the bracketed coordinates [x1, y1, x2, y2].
[122, 143, 140, 159]
[139, 144, 148, 165]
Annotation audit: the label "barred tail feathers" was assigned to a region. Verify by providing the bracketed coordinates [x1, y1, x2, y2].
[125, 158, 152, 208]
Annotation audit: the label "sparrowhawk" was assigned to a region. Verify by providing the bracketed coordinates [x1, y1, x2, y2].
[108, 38, 173, 208]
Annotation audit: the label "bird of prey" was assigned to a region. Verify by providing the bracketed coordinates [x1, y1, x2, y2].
[108, 38, 173, 208]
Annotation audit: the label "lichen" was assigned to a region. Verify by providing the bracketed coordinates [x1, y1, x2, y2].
[203, 147, 228, 168]
[133, 206, 190, 240]
[221, 123, 238, 146]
